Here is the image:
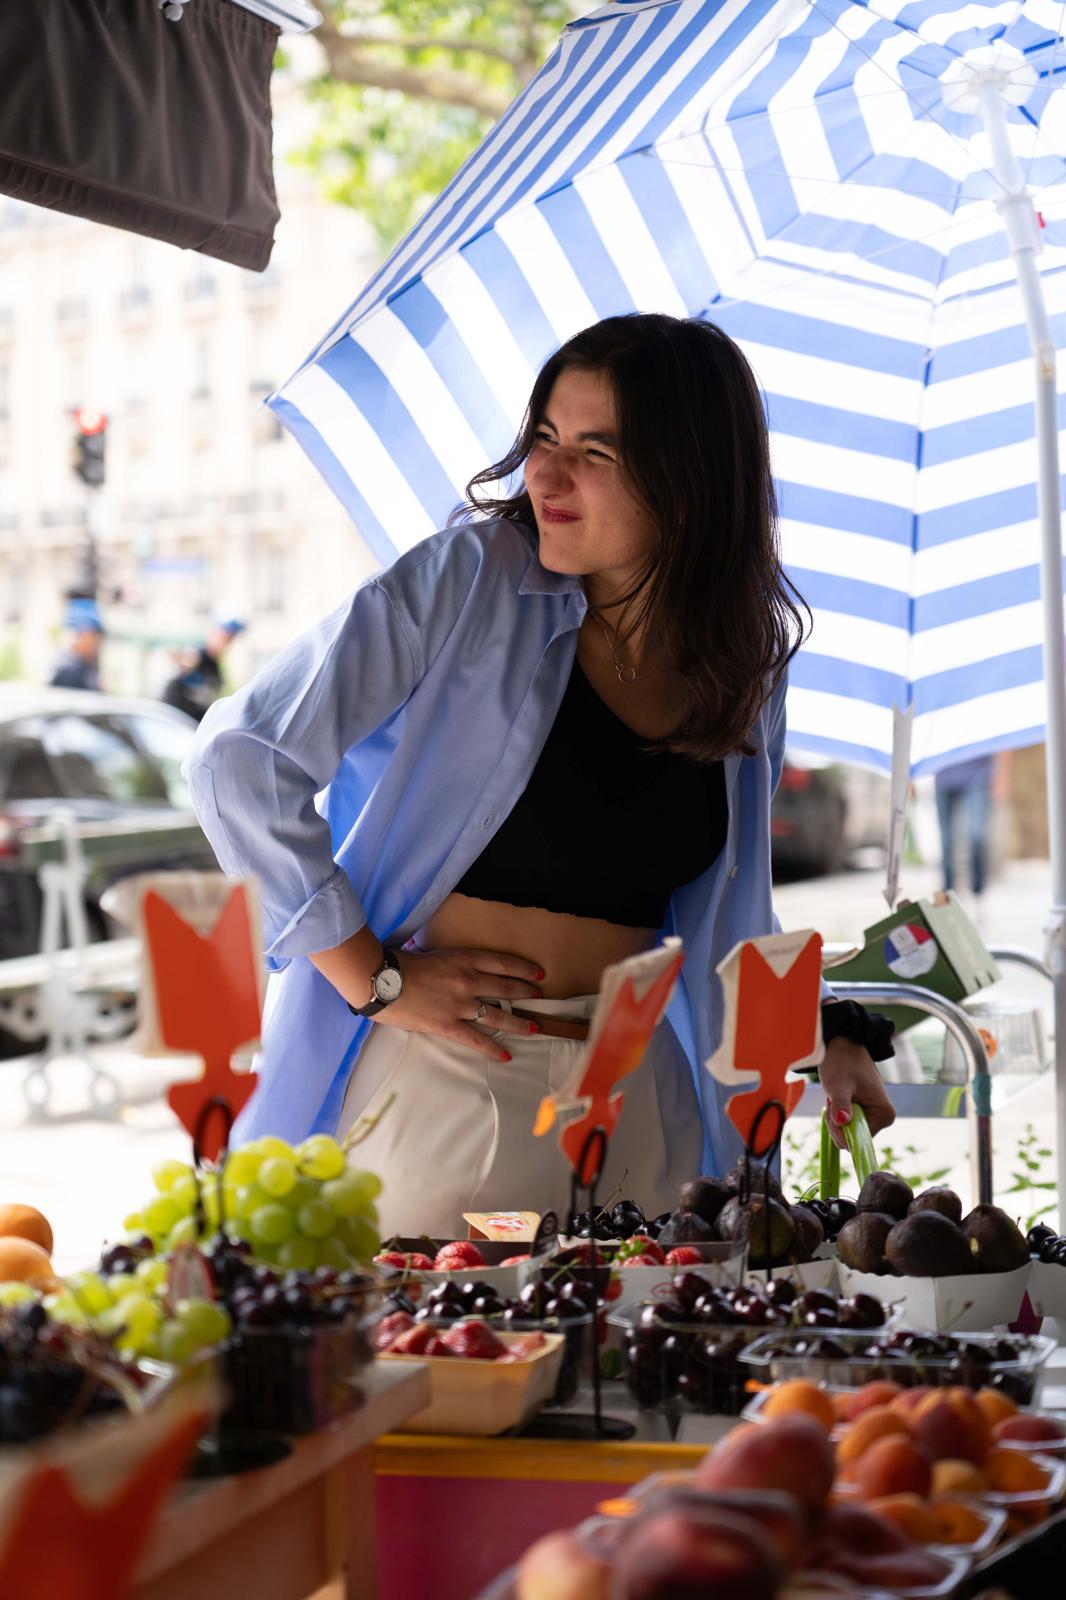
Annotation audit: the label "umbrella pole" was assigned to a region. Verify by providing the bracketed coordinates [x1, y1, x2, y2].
[979, 82, 1066, 1219]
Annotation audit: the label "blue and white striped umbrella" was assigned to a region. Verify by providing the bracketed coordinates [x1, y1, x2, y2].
[272, 0, 1066, 781]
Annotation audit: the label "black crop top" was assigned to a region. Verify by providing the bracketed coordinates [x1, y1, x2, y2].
[454, 661, 728, 928]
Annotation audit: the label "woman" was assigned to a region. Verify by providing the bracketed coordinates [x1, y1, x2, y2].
[189, 314, 893, 1237]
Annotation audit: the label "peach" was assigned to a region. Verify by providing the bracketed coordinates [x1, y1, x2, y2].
[984, 1448, 1050, 1494]
[0, 1237, 58, 1289]
[643, 1488, 805, 1567]
[889, 1385, 936, 1417]
[837, 1405, 911, 1467]
[910, 1393, 987, 1465]
[869, 1493, 939, 1544]
[839, 1379, 904, 1422]
[0, 1204, 53, 1256]
[817, 1546, 954, 1590]
[696, 1415, 835, 1513]
[993, 1413, 1066, 1446]
[612, 1508, 781, 1600]
[763, 1379, 836, 1431]
[805, 1501, 910, 1562]
[975, 1387, 1018, 1428]
[851, 1435, 933, 1500]
[516, 1531, 611, 1600]
[930, 1458, 988, 1497]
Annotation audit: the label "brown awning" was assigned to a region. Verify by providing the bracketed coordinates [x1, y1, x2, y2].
[0, 0, 281, 271]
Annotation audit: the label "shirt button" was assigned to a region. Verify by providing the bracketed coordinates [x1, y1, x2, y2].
[482, 814, 496, 829]
[729, 865, 738, 879]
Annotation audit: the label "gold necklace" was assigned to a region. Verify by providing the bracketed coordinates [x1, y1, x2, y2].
[588, 608, 645, 684]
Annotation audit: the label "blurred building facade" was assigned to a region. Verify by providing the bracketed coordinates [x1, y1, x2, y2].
[0, 117, 380, 696]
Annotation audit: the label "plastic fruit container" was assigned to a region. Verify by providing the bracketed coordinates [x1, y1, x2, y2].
[381, 1329, 565, 1435]
[222, 1315, 373, 1435]
[608, 1304, 773, 1415]
[740, 1329, 1056, 1405]
[982, 1452, 1066, 1516]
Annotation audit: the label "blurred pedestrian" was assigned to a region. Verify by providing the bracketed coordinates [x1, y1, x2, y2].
[49, 598, 104, 691]
[162, 617, 245, 723]
[935, 753, 995, 902]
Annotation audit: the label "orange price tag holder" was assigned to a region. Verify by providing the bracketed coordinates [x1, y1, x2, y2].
[136, 873, 264, 1162]
[533, 939, 685, 1185]
[706, 928, 824, 1157]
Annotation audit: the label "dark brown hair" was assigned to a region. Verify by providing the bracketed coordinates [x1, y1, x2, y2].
[452, 313, 809, 760]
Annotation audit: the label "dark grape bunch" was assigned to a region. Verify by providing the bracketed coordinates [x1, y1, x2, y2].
[228, 1265, 375, 1330]
[0, 1300, 143, 1444]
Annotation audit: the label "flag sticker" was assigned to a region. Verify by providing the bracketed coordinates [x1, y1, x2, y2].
[884, 923, 937, 979]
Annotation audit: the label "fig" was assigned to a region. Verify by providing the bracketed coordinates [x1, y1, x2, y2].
[908, 1186, 963, 1225]
[717, 1196, 795, 1268]
[678, 1176, 732, 1228]
[961, 1204, 1029, 1274]
[857, 1171, 913, 1220]
[655, 1210, 715, 1251]
[789, 1203, 825, 1262]
[885, 1211, 972, 1277]
[836, 1212, 895, 1275]
[723, 1157, 784, 1204]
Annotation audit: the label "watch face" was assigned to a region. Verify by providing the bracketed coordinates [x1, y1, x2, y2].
[374, 965, 404, 1004]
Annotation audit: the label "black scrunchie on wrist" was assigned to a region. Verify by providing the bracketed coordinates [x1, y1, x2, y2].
[820, 999, 896, 1061]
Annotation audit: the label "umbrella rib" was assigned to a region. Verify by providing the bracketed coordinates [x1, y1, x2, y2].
[1025, 4, 1066, 184]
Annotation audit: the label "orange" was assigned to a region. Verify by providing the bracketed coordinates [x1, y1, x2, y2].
[929, 1501, 989, 1547]
[763, 1379, 836, 1431]
[0, 1236, 58, 1288]
[837, 1405, 912, 1467]
[985, 1449, 1049, 1495]
[974, 1387, 1017, 1429]
[930, 1458, 988, 1497]
[0, 1203, 53, 1257]
[869, 1494, 938, 1543]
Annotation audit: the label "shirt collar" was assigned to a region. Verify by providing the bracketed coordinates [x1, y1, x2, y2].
[517, 534, 586, 602]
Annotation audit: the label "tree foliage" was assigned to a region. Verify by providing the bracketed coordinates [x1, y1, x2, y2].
[293, 1, 576, 249]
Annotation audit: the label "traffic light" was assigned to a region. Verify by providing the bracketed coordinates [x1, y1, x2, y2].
[72, 407, 107, 487]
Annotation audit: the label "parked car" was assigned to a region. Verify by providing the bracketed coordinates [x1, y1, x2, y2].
[771, 752, 891, 877]
[0, 682, 216, 964]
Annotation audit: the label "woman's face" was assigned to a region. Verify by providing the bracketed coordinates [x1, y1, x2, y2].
[525, 367, 657, 606]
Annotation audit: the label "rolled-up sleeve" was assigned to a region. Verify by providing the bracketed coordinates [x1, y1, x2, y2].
[186, 577, 420, 967]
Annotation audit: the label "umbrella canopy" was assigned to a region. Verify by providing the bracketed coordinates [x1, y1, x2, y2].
[272, 0, 1066, 777]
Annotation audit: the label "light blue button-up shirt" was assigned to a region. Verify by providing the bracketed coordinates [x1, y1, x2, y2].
[188, 518, 807, 1174]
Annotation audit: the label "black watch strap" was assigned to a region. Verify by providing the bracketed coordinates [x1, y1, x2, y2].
[347, 948, 402, 1018]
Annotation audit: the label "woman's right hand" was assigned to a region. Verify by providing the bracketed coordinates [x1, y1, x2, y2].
[373, 947, 546, 1061]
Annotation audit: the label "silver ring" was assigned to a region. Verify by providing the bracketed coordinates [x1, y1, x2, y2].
[473, 1002, 489, 1025]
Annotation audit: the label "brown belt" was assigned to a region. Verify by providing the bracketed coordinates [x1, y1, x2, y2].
[509, 1006, 590, 1042]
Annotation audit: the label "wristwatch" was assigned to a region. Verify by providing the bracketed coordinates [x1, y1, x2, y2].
[347, 948, 404, 1018]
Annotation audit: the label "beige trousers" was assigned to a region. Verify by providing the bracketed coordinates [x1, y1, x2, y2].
[336, 994, 702, 1240]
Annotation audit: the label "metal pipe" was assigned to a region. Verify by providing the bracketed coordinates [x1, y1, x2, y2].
[825, 980, 994, 1205]
[978, 75, 1066, 1236]
[987, 944, 1052, 982]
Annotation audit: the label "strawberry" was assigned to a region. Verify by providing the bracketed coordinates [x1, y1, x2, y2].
[440, 1318, 508, 1361]
[388, 1323, 450, 1356]
[629, 1234, 665, 1264]
[374, 1250, 408, 1270]
[404, 1252, 435, 1270]
[432, 1240, 485, 1271]
[499, 1332, 547, 1362]
[373, 1311, 415, 1350]
[499, 1254, 531, 1266]
[603, 1276, 623, 1303]
[665, 1246, 703, 1266]
[621, 1253, 661, 1267]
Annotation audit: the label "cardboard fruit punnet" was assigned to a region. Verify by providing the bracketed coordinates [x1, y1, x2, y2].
[836, 1261, 1031, 1332]
[824, 890, 1000, 1034]
[382, 1331, 565, 1435]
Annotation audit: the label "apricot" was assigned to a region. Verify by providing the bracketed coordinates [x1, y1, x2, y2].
[869, 1493, 939, 1544]
[928, 1500, 990, 1547]
[993, 1413, 1066, 1446]
[612, 1507, 781, 1600]
[910, 1392, 987, 1465]
[763, 1379, 836, 1431]
[837, 1405, 912, 1467]
[840, 1379, 903, 1422]
[0, 1237, 58, 1289]
[975, 1387, 1018, 1428]
[890, 1385, 936, 1417]
[696, 1414, 836, 1513]
[0, 1204, 53, 1257]
[851, 1435, 933, 1500]
[984, 1448, 1049, 1495]
[930, 1458, 988, 1497]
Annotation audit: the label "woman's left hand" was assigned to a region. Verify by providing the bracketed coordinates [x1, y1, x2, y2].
[818, 1037, 896, 1150]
